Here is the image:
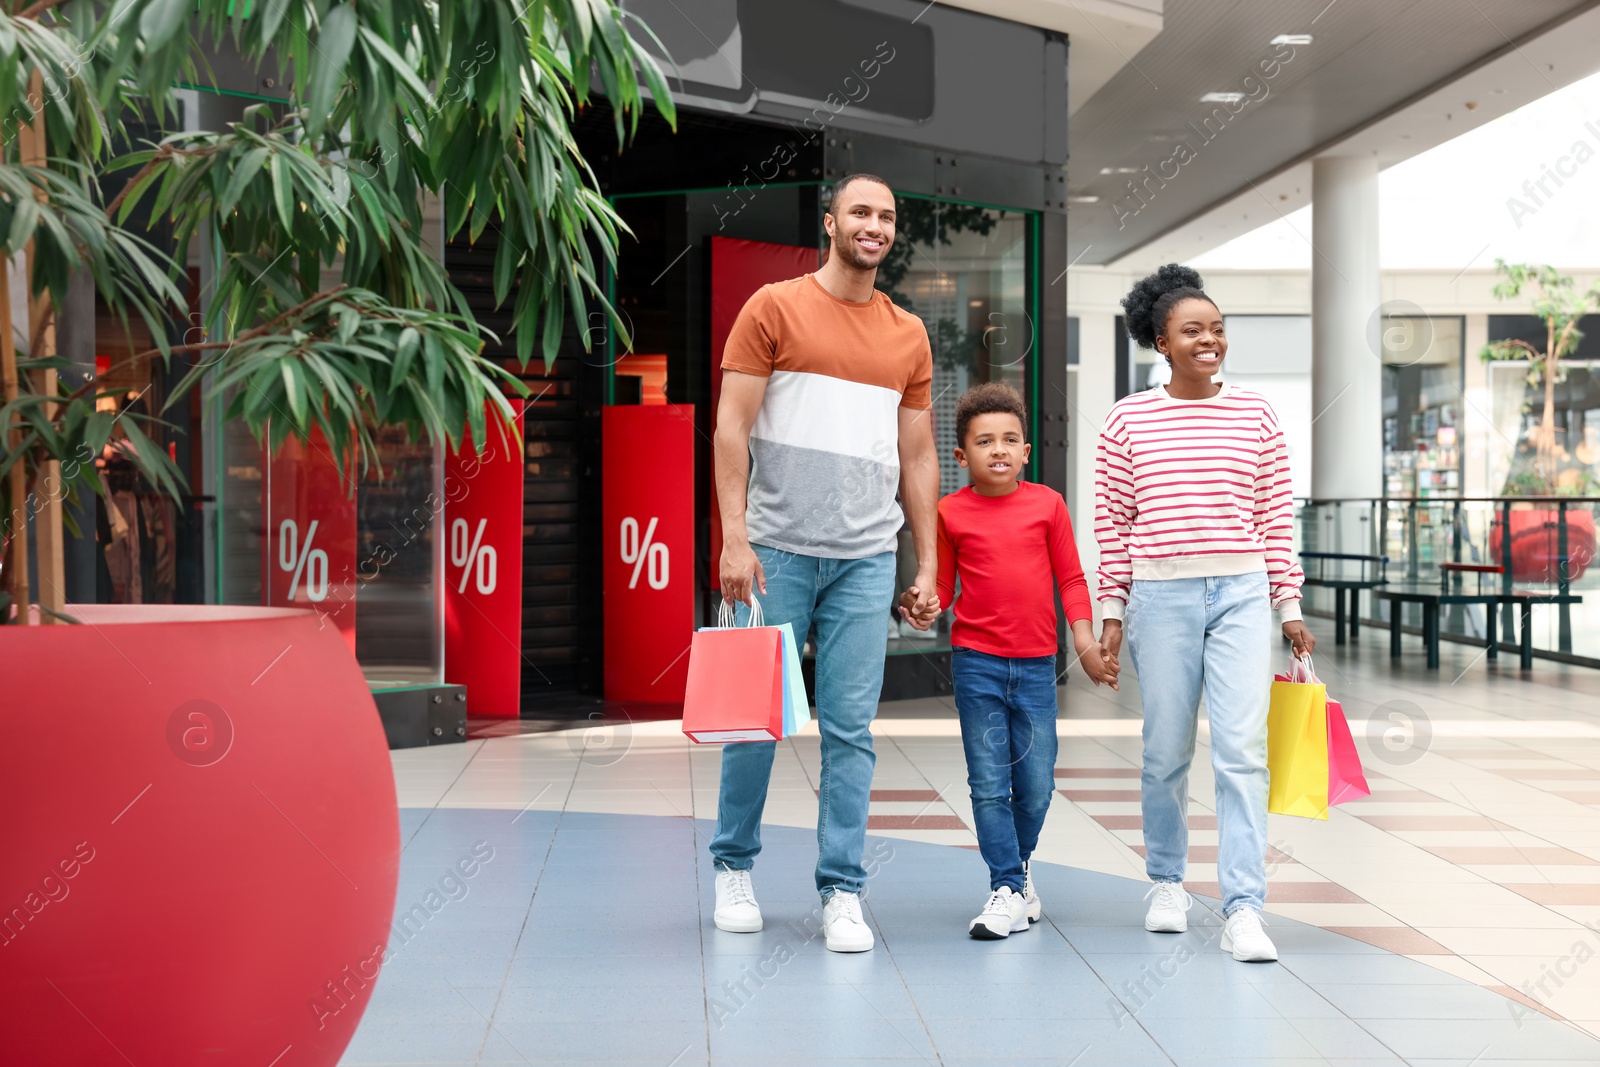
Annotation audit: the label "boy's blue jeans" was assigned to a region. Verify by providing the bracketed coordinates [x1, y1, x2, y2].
[710, 544, 896, 899]
[951, 646, 1059, 894]
[1125, 572, 1273, 917]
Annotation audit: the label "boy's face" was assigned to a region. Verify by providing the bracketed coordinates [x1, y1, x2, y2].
[955, 412, 1029, 492]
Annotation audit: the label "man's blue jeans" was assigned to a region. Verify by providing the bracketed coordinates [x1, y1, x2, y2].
[1126, 572, 1273, 916]
[710, 544, 895, 898]
[951, 647, 1059, 894]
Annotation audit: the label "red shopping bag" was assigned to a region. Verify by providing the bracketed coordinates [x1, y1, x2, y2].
[681, 625, 785, 744]
[1275, 657, 1370, 809]
[1325, 698, 1371, 806]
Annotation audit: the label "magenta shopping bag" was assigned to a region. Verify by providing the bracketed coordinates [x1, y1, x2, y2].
[1325, 698, 1371, 806]
[1275, 656, 1370, 808]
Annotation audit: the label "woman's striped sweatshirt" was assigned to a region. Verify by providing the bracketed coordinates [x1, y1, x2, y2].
[1093, 383, 1304, 622]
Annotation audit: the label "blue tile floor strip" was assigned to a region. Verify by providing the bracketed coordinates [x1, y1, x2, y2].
[339, 810, 1600, 1066]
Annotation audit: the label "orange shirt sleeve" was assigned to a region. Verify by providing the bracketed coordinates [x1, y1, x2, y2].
[720, 286, 778, 377]
[900, 319, 933, 409]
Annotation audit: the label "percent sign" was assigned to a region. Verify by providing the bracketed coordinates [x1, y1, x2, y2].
[451, 517, 498, 595]
[278, 519, 328, 602]
[619, 516, 670, 590]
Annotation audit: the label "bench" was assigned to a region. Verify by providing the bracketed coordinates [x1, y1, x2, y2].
[1299, 552, 1387, 646]
[1374, 563, 1583, 670]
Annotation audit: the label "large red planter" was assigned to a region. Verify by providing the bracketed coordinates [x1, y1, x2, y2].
[1489, 509, 1597, 584]
[0, 606, 400, 1067]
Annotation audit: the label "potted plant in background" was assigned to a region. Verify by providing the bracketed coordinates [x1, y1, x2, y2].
[0, 2, 673, 1065]
[1481, 260, 1599, 584]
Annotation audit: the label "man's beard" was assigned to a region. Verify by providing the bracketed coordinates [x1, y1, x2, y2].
[832, 229, 889, 269]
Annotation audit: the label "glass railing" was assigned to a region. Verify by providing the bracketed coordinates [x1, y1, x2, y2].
[1295, 497, 1600, 666]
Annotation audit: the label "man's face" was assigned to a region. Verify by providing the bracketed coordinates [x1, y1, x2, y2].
[825, 181, 895, 270]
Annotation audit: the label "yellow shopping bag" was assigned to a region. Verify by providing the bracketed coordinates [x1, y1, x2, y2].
[1266, 658, 1330, 820]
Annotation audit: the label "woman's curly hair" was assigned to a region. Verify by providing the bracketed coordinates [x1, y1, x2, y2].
[1120, 264, 1217, 350]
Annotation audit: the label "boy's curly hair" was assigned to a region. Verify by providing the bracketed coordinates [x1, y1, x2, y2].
[954, 382, 1028, 449]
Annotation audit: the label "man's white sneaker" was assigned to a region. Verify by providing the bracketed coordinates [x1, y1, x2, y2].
[821, 890, 874, 952]
[969, 887, 1029, 940]
[1221, 908, 1278, 962]
[713, 869, 763, 933]
[1022, 860, 1041, 923]
[1143, 881, 1192, 933]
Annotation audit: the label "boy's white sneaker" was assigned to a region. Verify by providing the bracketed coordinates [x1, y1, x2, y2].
[713, 869, 763, 933]
[822, 891, 874, 952]
[1022, 860, 1041, 923]
[1221, 908, 1278, 962]
[1143, 881, 1192, 933]
[969, 886, 1029, 939]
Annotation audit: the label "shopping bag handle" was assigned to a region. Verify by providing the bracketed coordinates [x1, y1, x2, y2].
[1288, 653, 1319, 685]
[715, 598, 765, 629]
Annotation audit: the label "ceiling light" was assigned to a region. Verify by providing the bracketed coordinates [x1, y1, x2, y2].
[1200, 92, 1246, 104]
[1068, 195, 1100, 203]
[968, 299, 984, 307]
[1098, 166, 1139, 175]
[1271, 34, 1313, 45]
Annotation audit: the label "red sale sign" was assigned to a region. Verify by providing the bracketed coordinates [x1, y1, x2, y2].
[261, 426, 358, 651]
[445, 400, 525, 718]
[603, 404, 695, 703]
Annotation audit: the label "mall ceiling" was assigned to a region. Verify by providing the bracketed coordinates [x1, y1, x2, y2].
[1048, 0, 1600, 266]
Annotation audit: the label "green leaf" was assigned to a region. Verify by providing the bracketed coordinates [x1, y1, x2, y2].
[140, 0, 193, 52]
[306, 4, 358, 140]
[269, 151, 295, 232]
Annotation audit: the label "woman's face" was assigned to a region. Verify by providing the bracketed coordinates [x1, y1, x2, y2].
[1156, 297, 1226, 383]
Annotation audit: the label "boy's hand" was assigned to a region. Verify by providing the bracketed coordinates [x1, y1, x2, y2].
[1074, 638, 1121, 690]
[898, 588, 941, 630]
[1071, 621, 1120, 690]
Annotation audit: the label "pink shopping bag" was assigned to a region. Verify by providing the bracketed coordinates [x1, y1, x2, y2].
[1275, 656, 1370, 808]
[1325, 697, 1371, 806]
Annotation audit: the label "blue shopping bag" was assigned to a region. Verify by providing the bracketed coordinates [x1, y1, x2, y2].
[777, 622, 811, 737]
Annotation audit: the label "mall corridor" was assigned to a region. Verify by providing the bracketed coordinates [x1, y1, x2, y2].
[340, 618, 1600, 1065]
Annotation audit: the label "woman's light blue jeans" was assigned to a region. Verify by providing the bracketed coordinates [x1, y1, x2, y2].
[710, 544, 896, 899]
[1126, 572, 1273, 916]
[951, 647, 1059, 894]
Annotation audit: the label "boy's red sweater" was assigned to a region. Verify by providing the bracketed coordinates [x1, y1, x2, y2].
[934, 481, 1093, 658]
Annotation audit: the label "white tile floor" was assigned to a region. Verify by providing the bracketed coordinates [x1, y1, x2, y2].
[387, 615, 1600, 1052]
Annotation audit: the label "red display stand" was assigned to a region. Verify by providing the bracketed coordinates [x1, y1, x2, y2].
[444, 401, 526, 717]
[603, 404, 696, 702]
[0, 606, 399, 1067]
[1489, 509, 1597, 584]
[262, 427, 359, 651]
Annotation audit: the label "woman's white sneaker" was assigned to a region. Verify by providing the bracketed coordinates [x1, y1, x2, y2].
[1022, 861, 1041, 923]
[1143, 881, 1192, 932]
[822, 890, 874, 952]
[1221, 908, 1278, 962]
[713, 869, 763, 933]
[969, 887, 1029, 939]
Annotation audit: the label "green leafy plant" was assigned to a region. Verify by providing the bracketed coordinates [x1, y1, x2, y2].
[1480, 259, 1600, 496]
[0, 0, 675, 623]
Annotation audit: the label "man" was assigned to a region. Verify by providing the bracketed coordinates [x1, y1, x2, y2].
[710, 173, 940, 952]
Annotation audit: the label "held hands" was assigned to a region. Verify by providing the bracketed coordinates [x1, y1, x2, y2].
[1074, 620, 1120, 690]
[897, 576, 942, 631]
[1282, 620, 1316, 660]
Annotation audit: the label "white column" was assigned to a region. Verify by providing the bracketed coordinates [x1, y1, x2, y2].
[1070, 310, 1117, 602]
[1311, 156, 1383, 500]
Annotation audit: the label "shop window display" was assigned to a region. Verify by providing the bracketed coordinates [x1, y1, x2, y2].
[872, 198, 1033, 652]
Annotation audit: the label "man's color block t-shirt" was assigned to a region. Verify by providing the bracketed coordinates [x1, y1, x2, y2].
[722, 274, 933, 559]
[935, 482, 1093, 658]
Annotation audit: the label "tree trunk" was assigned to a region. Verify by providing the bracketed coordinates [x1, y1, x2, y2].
[2, 254, 28, 624]
[23, 68, 64, 622]
[1540, 319, 1558, 491]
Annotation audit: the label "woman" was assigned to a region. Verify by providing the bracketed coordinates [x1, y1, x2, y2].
[1094, 264, 1315, 963]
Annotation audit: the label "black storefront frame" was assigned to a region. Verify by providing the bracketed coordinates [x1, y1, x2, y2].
[592, 121, 1068, 702]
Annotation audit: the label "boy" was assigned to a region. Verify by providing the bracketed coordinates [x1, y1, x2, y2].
[900, 383, 1118, 938]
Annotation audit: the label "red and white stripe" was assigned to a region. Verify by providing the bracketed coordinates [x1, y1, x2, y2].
[1093, 385, 1303, 621]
